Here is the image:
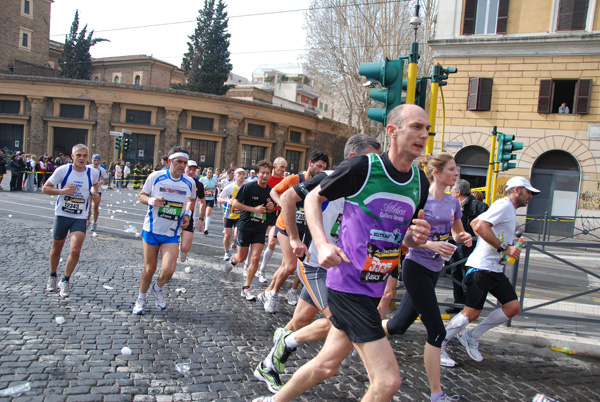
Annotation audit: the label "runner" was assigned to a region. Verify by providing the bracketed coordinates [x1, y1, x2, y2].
[217, 168, 246, 261]
[178, 160, 206, 263]
[223, 160, 275, 301]
[200, 167, 218, 235]
[132, 146, 196, 315]
[252, 104, 431, 402]
[87, 154, 109, 232]
[43, 144, 101, 298]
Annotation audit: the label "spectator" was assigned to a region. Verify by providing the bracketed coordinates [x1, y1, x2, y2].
[472, 190, 485, 202]
[558, 102, 569, 114]
[36, 155, 47, 190]
[0, 150, 7, 191]
[123, 162, 131, 189]
[25, 154, 36, 191]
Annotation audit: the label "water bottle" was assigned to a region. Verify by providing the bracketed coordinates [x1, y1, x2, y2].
[551, 345, 575, 355]
[0, 382, 31, 397]
[506, 230, 524, 265]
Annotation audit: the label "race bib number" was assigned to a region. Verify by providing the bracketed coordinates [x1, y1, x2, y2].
[250, 211, 266, 222]
[205, 189, 214, 197]
[158, 200, 184, 221]
[295, 208, 306, 226]
[360, 243, 400, 283]
[330, 213, 343, 242]
[62, 195, 85, 214]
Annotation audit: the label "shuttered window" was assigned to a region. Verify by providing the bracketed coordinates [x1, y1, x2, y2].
[557, 0, 589, 31]
[463, 0, 510, 35]
[467, 78, 493, 111]
[537, 79, 592, 114]
[247, 123, 265, 138]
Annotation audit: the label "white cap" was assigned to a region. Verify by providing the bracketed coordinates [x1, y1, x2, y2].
[505, 177, 540, 194]
[187, 160, 198, 167]
[234, 168, 245, 174]
[250, 169, 255, 173]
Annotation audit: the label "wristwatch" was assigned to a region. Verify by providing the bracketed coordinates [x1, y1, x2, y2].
[497, 242, 508, 252]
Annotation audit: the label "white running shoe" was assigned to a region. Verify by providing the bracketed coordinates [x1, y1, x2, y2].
[241, 287, 256, 301]
[286, 289, 298, 306]
[90, 222, 97, 232]
[223, 261, 234, 273]
[132, 298, 145, 315]
[264, 291, 278, 313]
[457, 330, 483, 362]
[58, 280, 70, 297]
[46, 276, 57, 292]
[440, 345, 457, 367]
[257, 272, 267, 283]
[152, 283, 167, 310]
[435, 394, 460, 401]
[179, 251, 187, 263]
[223, 252, 231, 261]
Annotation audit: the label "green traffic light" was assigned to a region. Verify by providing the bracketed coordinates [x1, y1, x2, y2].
[359, 57, 406, 126]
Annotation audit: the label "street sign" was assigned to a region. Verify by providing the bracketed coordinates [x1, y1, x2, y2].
[122, 129, 132, 135]
[110, 131, 123, 137]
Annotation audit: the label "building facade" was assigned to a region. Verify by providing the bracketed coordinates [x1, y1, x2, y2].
[430, 0, 600, 235]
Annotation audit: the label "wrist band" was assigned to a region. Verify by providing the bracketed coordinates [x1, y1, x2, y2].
[184, 210, 192, 217]
[148, 197, 156, 206]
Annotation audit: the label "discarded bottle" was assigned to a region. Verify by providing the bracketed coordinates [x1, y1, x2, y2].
[121, 346, 132, 356]
[506, 237, 523, 264]
[0, 382, 31, 397]
[551, 346, 575, 355]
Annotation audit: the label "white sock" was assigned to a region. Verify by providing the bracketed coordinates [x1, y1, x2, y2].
[470, 308, 510, 338]
[205, 216, 211, 231]
[259, 247, 274, 274]
[137, 292, 147, 300]
[284, 333, 299, 349]
[153, 283, 162, 292]
[444, 313, 470, 344]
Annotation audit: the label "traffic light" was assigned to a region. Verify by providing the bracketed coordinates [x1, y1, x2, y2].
[497, 133, 523, 171]
[115, 137, 122, 150]
[123, 137, 131, 151]
[400, 77, 428, 109]
[435, 65, 457, 86]
[359, 57, 405, 125]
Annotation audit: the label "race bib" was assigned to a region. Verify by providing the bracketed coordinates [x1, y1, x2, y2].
[295, 208, 306, 226]
[62, 195, 85, 214]
[330, 213, 343, 242]
[360, 243, 400, 283]
[158, 200, 184, 221]
[205, 189, 214, 197]
[250, 211, 266, 222]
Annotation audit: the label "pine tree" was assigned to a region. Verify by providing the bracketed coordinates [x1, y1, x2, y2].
[58, 10, 108, 80]
[180, 0, 233, 95]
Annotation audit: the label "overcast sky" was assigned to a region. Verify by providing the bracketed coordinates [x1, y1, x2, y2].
[49, 0, 311, 80]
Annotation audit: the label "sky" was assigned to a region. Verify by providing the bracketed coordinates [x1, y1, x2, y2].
[48, 0, 311, 80]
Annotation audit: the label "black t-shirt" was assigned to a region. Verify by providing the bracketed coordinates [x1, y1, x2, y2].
[319, 152, 429, 222]
[192, 177, 205, 200]
[235, 181, 273, 232]
[293, 171, 328, 199]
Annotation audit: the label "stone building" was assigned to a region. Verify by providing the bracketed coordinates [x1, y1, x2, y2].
[430, 0, 600, 235]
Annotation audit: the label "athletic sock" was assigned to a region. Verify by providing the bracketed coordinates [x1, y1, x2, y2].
[153, 283, 162, 292]
[259, 247, 274, 274]
[430, 391, 444, 402]
[444, 313, 470, 343]
[284, 333, 299, 349]
[137, 292, 147, 300]
[205, 216, 211, 231]
[50, 272, 57, 277]
[470, 308, 510, 338]
[62, 275, 70, 282]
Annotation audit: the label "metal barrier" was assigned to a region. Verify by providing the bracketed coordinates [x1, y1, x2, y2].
[517, 213, 600, 243]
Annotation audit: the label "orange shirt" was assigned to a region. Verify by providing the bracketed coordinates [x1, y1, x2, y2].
[274, 172, 309, 231]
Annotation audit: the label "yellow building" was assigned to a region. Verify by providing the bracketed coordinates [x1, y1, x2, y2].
[430, 0, 600, 235]
[0, 0, 349, 173]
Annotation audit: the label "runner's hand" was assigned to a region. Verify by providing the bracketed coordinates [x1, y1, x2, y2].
[181, 215, 190, 229]
[148, 196, 164, 207]
[62, 184, 77, 195]
[317, 243, 350, 268]
[409, 210, 430, 245]
[290, 237, 309, 261]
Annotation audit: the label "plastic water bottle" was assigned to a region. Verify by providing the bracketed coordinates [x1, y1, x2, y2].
[0, 382, 31, 397]
[506, 237, 523, 265]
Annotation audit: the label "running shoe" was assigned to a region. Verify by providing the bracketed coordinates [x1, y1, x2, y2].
[57, 280, 70, 297]
[269, 329, 296, 373]
[252, 397, 274, 402]
[253, 361, 284, 394]
[152, 283, 167, 310]
[257, 272, 267, 283]
[457, 330, 483, 362]
[241, 287, 256, 301]
[223, 260, 234, 273]
[434, 394, 460, 401]
[223, 252, 230, 261]
[257, 291, 267, 305]
[46, 276, 57, 292]
[342, 348, 357, 367]
[178, 251, 187, 263]
[272, 327, 288, 345]
[132, 298, 145, 315]
[286, 288, 298, 306]
[440, 345, 457, 368]
[90, 222, 97, 232]
[203, 229, 209, 235]
[264, 291, 278, 313]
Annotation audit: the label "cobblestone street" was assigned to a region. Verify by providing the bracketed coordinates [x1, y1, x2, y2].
[1, 192, 599, 402]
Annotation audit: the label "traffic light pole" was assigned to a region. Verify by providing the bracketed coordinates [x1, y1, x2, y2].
[485, 127, 498, 205]
[406, 42, 419, 105]
[425, 79, 439, 155]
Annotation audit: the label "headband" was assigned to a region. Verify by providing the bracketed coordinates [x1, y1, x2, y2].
[169, 152, 189, 160]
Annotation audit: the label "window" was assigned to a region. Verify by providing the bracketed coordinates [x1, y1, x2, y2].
[185, 138, 216, 170]
[247, 123, 265, 138]
[290, 130, 302, 143]
[135, 75, 141, 85]
[191, 116, 214, 131]
[467, 78, 493, 111]
[286, 150, 301, 173]
[0, 100, 21, 114]
[557, 0, 589, 31]
[463, 0, 510, 35]
[114, 76, 120, 83]
[23, 0, 30, 14]
[126, 109, 152, 124]
[319, 102, 323, 111]
[242, 145, 266, 169]
[538, 79, 592, 114]
[59, 104, 85, 119]
[324, 104, 329, 112]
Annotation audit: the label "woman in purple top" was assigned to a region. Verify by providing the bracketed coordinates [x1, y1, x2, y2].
[384, 153, 472, 402]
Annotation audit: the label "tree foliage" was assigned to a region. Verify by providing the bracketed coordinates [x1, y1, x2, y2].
[58, 10, 108, 80]
[179, 0, 233, 95]
[304, 0, 438, 140]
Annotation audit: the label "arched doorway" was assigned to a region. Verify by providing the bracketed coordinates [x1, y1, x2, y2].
[526, 150, 580, 236]
[454, 146, 489, 189]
